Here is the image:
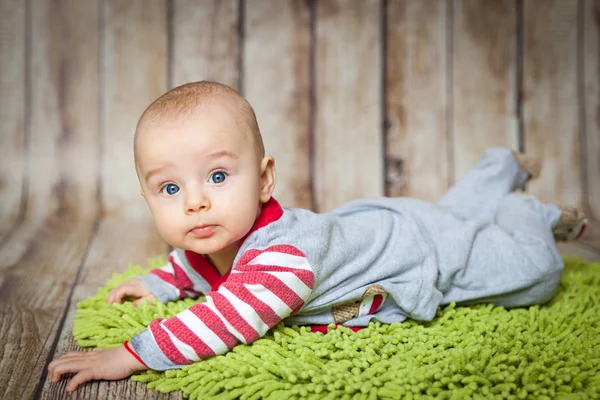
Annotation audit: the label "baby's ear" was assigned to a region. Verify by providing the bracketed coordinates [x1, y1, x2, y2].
[259, 155, 276, 203]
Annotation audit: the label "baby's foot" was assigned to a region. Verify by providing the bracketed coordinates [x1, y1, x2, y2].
[553, 206, 588, 242]
[512, 151, 542, 183]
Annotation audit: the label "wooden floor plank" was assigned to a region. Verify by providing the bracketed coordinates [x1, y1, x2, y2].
[522, 0, 581, 207]
[452, 0, 519, 179]
[75, 218, 168, 292]
[583, 0, 600, 220]
[244, 0, 312, 209]
[0, 304, 65, 396]
[0, 217, 96, 399]
[313, 0, 383, 212]
[0, 216, 96, 304]
[26, 0, 99, 223]
[171, 0, 239, 89]
[0, 220, 48, 272]
[0, 1, 100, 396]
[385, 0, 449, 201]
[40, 219, 172, 398]
[40, 298, 181, 399]
[0, 0, 26, 241]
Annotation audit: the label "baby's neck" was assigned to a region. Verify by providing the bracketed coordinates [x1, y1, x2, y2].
[206, 243, 241, 276]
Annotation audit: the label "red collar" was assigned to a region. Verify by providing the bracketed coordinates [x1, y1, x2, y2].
[184, 197, 283, 291]
[184, 250, 230, 291]
[245, 197, 284, 238]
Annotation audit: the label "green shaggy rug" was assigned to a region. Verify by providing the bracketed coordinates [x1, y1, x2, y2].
[74, 257, 600, 399]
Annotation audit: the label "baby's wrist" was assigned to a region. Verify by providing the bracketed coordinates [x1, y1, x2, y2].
[123, 340, 150, 370]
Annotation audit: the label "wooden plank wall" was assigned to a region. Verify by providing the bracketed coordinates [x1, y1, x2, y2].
[0, 1, 598, 398]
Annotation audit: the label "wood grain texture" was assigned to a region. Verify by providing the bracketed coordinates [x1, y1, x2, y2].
[171, 0, 239, 89]
[76, 218, 168, 289]
[28, 0, 100, 221]
[452, 0, 518, 180]
[0, 215, 95, 306]
[103, 0, 168, 219]
[0, 305, 64, 397]
[40, 304, 182, 399]
[522, 0, 581, 207]
[583, 0, 600, 221]
[0, 0, 26, 240]
[314, 0, 383, 211]
[0, 1, 100, 397]
[0, 0, 100, 265]
[40, 219, 170, 398]
[244, 0, 312, 209]
[0, 216, 96, 398]
[385, 0, 448, 201]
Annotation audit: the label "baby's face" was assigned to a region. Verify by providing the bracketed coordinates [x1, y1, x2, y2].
[135, 98, 270, 258]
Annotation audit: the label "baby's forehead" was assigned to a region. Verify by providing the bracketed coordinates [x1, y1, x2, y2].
[135, 89, 263, 164]
[136, 107, 253, 160]
[139, 97, 235, 135]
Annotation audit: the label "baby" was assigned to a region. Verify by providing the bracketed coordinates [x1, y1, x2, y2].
[48, 81, 587, 391]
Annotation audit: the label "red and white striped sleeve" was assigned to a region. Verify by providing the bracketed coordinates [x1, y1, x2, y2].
[129, 245, 314, 370]
[135, 249, 205, 303]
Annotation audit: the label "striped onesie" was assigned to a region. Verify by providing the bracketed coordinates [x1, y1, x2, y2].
[130, 148, 565, 371]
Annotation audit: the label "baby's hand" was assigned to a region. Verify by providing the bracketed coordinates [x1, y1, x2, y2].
[107, 279, 155, 306]
[48, 345, 148, 392]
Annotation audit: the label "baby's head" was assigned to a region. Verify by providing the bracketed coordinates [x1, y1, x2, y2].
[134, 81, 276, 258]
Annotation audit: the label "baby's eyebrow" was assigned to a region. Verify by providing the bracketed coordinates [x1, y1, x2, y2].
[205, 150, 238, 160]
[145, 163, 174, 182]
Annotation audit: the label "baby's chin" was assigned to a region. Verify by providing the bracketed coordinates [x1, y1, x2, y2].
[175, 237, 233, 256]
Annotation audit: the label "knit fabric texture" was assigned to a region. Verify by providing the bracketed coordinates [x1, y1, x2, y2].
[73, 257, 600, 399]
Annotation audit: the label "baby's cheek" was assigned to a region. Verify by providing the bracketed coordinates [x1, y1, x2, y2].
[153, 212, 182, 244]
[235, 205, 261, 238]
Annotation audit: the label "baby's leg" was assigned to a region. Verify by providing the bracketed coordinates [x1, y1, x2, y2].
[437, 148, 540, 223]
[441, 193, 564, 308]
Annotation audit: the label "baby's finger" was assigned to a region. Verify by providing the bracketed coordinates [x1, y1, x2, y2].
[133, 295, 155, 307]
[48, 359, 88, 383]
[66, 369, 95, 392]
[132, 298, 143, 307]
[48, 356, 71, 381]
[58, 351, 89, 359]
[107, 284, 128, 304]
[106, 286, 121, 304]
[107, 284, 135, 305]
[106, 289, 115, 304]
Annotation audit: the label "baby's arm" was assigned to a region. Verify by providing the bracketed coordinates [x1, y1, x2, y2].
[49, 246, 313, 392]
[107, 249, 206, 306]
[131, 245, 314, 369]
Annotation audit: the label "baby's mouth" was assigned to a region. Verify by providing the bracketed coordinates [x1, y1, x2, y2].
[189, 225, 217, 238]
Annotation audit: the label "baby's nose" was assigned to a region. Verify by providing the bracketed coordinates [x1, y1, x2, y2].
[185, 191, 210, 213]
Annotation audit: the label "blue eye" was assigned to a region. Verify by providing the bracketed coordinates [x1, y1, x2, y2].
[161, 183, 179, 195]
[210, 171, 227, 184]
